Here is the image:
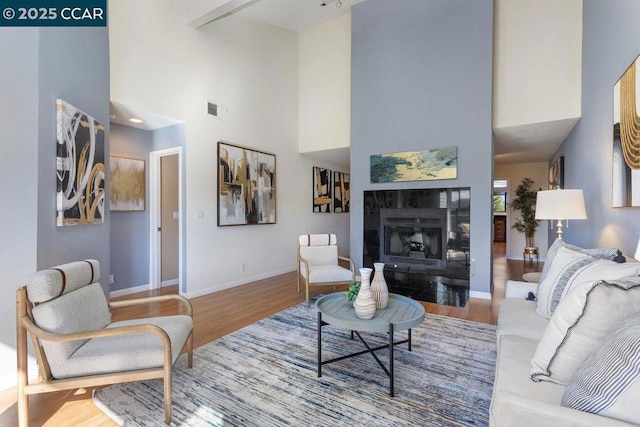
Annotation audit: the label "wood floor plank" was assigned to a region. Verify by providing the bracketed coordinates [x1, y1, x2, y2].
[0, 243, 539, 426]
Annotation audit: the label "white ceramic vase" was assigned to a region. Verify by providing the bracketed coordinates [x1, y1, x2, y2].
[354, 268, 376, 320]
[371, 262, 389, 310]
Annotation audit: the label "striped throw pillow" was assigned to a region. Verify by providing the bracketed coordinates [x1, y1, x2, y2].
[531, 277, 640, 385]
[562, 312, 640, 425]
[538, 239, 624, 286]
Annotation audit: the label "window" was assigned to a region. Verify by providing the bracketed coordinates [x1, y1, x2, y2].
[493, 179, 507, 212]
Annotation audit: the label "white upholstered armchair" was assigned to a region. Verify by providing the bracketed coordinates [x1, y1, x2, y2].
[16, 259, 193, 425]
[297, 234, 355, 307]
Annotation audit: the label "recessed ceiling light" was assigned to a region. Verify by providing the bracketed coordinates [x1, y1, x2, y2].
[129, 118, 144, 124]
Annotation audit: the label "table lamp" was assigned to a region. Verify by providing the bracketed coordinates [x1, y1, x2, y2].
[535, 189, 587, 241]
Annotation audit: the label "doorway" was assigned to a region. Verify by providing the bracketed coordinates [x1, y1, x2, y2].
[150, 146, 183, 293]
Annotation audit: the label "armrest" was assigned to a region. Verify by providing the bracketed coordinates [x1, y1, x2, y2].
[504, 280, 537, 299]
[493, 391, 631, 427]
[337, 256, 355, 274]
[109, 294, 193, 317]
[20, 315, 172, 348]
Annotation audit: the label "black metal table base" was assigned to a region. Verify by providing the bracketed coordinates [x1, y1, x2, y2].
[316, 311, 413, 397]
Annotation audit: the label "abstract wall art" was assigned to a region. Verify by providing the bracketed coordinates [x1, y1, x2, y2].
[549, 156, 564, 189]
[370, 147, 457, 183]
[110, 156, 145, 211]
[56, 99, 106, 226]
[333, 171, 350, 213]
[613, 54, 640, 207]
[312, 167, 332, 212]
[218, 141, 276, 226]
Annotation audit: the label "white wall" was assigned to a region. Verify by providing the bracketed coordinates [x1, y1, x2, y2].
[494, 162, 550, 261]
[299, 13, 351, 153]
[493, 0, 582, 128]
[109, 0, 349, 297]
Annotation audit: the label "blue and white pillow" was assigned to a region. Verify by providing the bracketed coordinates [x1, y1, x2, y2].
[562, 312, 640, 425]
[537, 239, 624, 285]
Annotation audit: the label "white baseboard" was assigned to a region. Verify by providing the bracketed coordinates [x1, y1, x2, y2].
[183, 268, 293, 299]
[161, 279, 179, 287]
[109, 283, 152, 299]
[469, 290, 492, 300]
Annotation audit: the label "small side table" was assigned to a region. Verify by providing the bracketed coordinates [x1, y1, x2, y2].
[522, 272, 541, 283]
[523, 247, 539, 265]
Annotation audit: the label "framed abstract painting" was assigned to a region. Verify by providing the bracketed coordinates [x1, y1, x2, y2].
[333, 171, 350, 213]
[370, 147, 457, 183]
[217, 141, 276, 226]
[312, 167, 332, 212]
[110, 156, 145, 211]
[612, 54, 640, 207]
[56, 99, 106, 226]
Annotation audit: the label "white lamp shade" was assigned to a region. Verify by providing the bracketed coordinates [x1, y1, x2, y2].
[535, 189, 587, 220]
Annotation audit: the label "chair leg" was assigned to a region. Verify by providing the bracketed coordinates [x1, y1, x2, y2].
[297, 274, 300, 293]
[164, 366, 172, 424]
[306, 284, 310, 308]
[187, 333, 194, 369]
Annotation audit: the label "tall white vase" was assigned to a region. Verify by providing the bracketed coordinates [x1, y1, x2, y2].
[354, 268, 376, 320]
[371, 262, 389, 309]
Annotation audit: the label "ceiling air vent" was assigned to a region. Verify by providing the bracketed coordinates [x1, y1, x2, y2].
[207, 100, 228, 121]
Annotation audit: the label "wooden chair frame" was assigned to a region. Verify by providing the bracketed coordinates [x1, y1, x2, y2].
[297, 243, 355, 307]
[16, 287, 194, 426]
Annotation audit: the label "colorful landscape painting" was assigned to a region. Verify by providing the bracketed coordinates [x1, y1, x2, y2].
[370, 147, 458, 183]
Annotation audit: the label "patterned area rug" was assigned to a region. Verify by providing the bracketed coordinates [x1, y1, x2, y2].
[93, 300, 496, 426]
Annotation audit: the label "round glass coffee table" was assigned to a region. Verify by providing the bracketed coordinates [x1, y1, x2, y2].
[315, 292, 425, 396]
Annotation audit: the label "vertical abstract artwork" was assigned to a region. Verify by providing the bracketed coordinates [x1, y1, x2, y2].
[549, 156, 564, 189]
[56, 100, 106, 226]
[613, 54, 640, 207]
[333, 171, 350, 213]
[312, 167, 332, 212]
[110, 157, 145, 211]
[370, 147, 457, 183]
[218, 141, 276, 226]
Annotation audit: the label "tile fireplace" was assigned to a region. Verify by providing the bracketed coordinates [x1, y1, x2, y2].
[363, 188, 470, 307]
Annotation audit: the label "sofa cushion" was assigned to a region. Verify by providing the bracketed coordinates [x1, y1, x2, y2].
[492, 334, 566, 419]
[561, 313, 640, 425]
[497, 299, 548, 341]
[531, 277, 640, 385]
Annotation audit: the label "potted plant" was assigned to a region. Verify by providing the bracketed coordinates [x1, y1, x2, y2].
[344, 281, 360, 303]
[510, 177, 540, 248]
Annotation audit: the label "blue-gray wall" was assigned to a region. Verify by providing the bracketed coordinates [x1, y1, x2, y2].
[0, 28, 40, 387]
[110, 124, 153, 291]
[109, 123, 186, 293]
[350, 0, 494, 294]
[551, 0, 640, 254]
[36, 28, 111, 292]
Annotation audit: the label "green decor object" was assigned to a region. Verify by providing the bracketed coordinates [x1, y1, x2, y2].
[344, 281, 360, 303]
[510, 177, 540, 248]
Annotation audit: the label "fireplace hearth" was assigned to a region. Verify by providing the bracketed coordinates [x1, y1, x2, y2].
[364, 188, 470, 307]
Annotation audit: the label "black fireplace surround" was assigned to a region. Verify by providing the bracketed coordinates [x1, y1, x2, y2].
[363, 188, 470, 307]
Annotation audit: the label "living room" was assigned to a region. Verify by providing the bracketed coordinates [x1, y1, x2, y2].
[1, 0, 639, 425]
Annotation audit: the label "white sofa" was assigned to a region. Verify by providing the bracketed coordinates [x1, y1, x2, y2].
[490, 280, 636, 427]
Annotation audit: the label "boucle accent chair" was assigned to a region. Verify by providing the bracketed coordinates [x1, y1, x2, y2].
[297, 234, 355, 307]
[16, 259, 193, 426]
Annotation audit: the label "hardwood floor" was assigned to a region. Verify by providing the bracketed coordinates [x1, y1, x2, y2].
[1, 244, 541, 426]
